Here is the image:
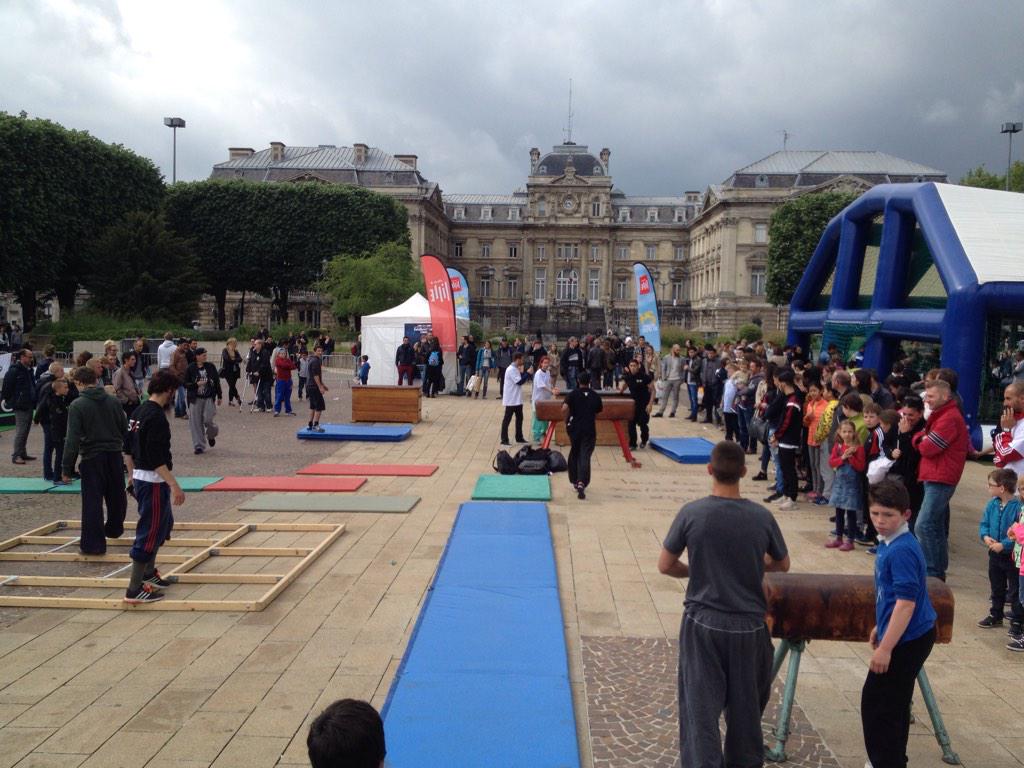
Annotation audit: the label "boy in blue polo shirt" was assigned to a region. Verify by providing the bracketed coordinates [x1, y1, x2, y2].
[861, 479, 937, 768]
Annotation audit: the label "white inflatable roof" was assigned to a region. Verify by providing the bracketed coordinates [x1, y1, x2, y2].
[934, 183, 1024, 284]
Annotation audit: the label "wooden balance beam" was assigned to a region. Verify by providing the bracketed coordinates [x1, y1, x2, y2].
[534, 396, 641, 468]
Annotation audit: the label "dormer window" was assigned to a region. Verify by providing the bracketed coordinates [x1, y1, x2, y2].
[592, 165, 602, 175]
[674, 208, 685, 222]
[755, 174, 769, 188]
[481, 206, 492, 221]
[646, 208, 659, 222]
[539, 165, 547, 173]
[453, 206, 465, 220]
[618, 208, 631, 222]
[385, 172, 395, 184]
[507, 207, 521, 221]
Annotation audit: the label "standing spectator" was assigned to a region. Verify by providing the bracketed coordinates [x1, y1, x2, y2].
[456, 335, 477, 395]
[128, 338, 149, 390]
[654, 344, 685, 418]
[495, 339, 513, 400]
[977, 468, 1022, 633]
[170, 339, 190, 418]
[34, 345, 56, 381]
[559, 336, 584, 391]
[357, 355, 370, 385]
[658, 441, 790, 768]
[10, 322, 23, 349]
[395, 336, 416, 385]
[113, 352, 142, 421]
[891, 396, 926, 529]
[912, 380, 969, 580]
[993, 382, 1024, 478]
[124, 370, 186, 604]
[185, 348, 222, 454]
[699, 346, 719, 424]
[35, 377, 71, 485]
[474, 340, 494, 399]
[0, 323, 10, 352]
[246, 338, 273, 412]
[587, 337, 606, 391]
[619, 358, 654, 450]
[422, 340, 443, 398]
[721, 364, 740, 442]
[61, 366, 129, 555]
[156, 331, 176, 370]
[499, 353, 532, 446]
[1013, 350, 1024, 384]
[562, 371, 603, 499]
[770, 369, 803, 510]
[684, 346, 703, 421]
[272, 347, 297, 416]
[2, 349, 36, 464]
[802, 380, 829, 502]
[220, 338, 243, 407]
[322, 333, 335, 357]
[530, 356, 556, 442]
[530, 338, 548, 371]
[297, 349, 310, 401]
[306, 344, 328, 432]
[739, 358, 764, 454]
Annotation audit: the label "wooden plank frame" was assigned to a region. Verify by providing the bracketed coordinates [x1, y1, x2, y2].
[0, 520, 345, 611]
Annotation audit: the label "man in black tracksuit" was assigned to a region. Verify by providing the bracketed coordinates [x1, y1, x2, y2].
[562, 371, 603, 499]
[620, 358, 655, 450]
[124, 370, 185, 604]
[246, 339, 273, 411]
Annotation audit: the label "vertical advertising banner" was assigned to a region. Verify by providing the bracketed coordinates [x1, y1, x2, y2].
[632, 262, 662, 353]
[420, 254, 457, 353]
[447, 267, 471, 321]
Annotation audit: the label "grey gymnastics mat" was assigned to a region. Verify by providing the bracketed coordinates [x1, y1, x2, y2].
[237, 493, 419, 513]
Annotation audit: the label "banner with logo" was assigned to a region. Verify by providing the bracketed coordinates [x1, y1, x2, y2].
[447, 267, 471, 321]
[632, 262, 661, 353]
[420, 254, 457, 353]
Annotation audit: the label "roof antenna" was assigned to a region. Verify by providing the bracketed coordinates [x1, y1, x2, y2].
[563, 79, 574, 144]
[778, 129, 791, 151]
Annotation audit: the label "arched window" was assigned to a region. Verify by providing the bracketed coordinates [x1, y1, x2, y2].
[555, 269, 579, 301]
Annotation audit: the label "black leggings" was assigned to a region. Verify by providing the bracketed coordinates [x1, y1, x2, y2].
[225, 375, 240, 403]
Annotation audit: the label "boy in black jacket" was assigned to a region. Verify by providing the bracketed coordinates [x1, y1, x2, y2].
[184, 348, 222, 455]
[124, 370, 185, 604]
[35, 378, 71, 484]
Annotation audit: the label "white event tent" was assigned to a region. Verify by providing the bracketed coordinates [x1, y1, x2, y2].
[360, 293, 468, 388]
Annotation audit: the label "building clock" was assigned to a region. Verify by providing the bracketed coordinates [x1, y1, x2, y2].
[561, 195, 577, 213]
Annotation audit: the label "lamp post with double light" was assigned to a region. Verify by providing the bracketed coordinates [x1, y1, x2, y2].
[1001, 122, 1022, 192]
[163, 117, 186, 184]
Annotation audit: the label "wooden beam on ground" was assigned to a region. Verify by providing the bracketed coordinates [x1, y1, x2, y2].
[255, 523, 346, 610]
[19, 536, 218, 548]
[212, 547, 314, 557]
[0, 552, 192, 564]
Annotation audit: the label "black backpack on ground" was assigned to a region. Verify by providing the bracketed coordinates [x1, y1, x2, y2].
[493, 450, 517, 475]
[547, 450, 568, 473]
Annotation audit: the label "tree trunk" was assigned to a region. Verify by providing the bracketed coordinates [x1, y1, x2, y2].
[55, 280, 78, 317]
[213, 287, 227, 330]
[15, 287, 38, 333]
[238, 290, 246, 328]
[274, 285, 289, 324]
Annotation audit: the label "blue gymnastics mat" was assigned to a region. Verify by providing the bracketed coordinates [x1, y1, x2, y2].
[295, 423, 411, 441]
[383, 502, 580, 768]
[649, 436, 716, 463]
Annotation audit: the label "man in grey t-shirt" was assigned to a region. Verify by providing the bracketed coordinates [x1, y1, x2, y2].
[658, 440, 790, 768]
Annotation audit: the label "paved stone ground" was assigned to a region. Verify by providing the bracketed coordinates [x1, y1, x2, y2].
[0, 375, 1020, 767]
[582, 636, 839, 768]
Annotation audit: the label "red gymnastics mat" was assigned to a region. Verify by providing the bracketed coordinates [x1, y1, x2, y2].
[297, 463, 438, 477]
[204, 476, 366, 492]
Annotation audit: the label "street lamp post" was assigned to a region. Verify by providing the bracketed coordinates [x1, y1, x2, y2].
[163, 117, 186, 184]
[1001, 122, 1022, 192]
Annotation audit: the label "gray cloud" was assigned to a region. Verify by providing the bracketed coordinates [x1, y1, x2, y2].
[2, 0, 1022, 196]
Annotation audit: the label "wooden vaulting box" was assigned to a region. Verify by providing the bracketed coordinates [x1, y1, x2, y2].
[351, 385, 422, 424]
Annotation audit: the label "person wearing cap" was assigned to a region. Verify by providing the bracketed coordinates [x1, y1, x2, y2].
[184, 347, 222, 455]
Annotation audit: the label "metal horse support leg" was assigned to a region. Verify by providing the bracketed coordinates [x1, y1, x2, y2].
[916, 667, 961, 765]
[766, 638, 806, 763]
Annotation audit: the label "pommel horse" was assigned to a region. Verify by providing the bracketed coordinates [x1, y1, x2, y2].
[534, 398, 642, 468]
[763, 572, 959, 764]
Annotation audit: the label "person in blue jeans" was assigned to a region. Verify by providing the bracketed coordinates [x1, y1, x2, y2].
[684, 347, 702, 420]
[456, 336, 476, 395]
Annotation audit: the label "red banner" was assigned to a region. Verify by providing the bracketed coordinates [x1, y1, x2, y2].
[420, 254, 457, 353]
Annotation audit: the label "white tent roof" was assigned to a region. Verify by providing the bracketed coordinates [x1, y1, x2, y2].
[934, 183, 1024, 284]
[364, 293, 429, 320]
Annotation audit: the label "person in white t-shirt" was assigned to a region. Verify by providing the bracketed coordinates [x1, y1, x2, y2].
[500, 353, 533, 445]
[531, 356, 558, 442]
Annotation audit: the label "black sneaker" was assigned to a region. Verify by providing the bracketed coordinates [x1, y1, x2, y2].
[1009, 624, 1023, 639]
[751, 472, 768, 481]
[652, 413, 663, 418]
[124, 584, 165, 604]
[854, 535, 877, 547]
[576, 483, 586, 500]
[1007, 636, 1024, 652]
[194, 447, 204, 455]
[978, 615, 1004, 628]
[208, 437, 215, 447]
[144, 570, 171, 589]
[763, 492, 783, 503]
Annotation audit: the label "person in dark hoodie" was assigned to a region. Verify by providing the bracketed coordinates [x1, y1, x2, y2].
[124, 369, 185, 604]
[62, 366, 129, 555]
[185, 348, 222, 454]
[35, 377, 71, 485]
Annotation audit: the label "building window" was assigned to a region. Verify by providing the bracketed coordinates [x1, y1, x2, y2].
[535, 268, 546, 299]
[480, 206, 492, 221]
[750, 266, 767, 296]
[754, 223, 768, 244]
[590, 245, 600, 262]
[674, 245, 685, 261]
[535, 244, 546, 261]
[646, 208, 658, 222]
[617, 245, 630, 261]
[506, 277, 519, 298]
[591, 200, 601, 217]
[592, 165, 602, 175]
[588, 269, 600, 302]
[454, 206, 465, 220]
[538, 199, 546, 216]
[508, 243, 518, 259]
[671, 281, 683, 302]
[555, 269, 579, 301]
[755, 174, 769, 188]
[539, 165, 547, 173]
[645, 244, 656, 261]
[453, 242, 464, 259]
[557, 243, 579, 261]
[507, 207, 520, 221]
[480, 276, 491, 297]
[615, 280, 629, 300]
[617, 208, 631, 222]
[674, 208, 685, 223]
[481, 243, 491, 259]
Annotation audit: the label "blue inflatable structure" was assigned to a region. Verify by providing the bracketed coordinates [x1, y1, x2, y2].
[787, 183, 1024, 448]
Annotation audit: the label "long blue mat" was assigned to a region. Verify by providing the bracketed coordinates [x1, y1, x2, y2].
[295, 423, 411, 441]
[649, 436, 716, 463]
[383, 502, 580, 768]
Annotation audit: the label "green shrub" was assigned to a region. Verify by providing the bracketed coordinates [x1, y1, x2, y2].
[764, 331, 788, 349]
[469, 321, 484, 342]
[736, 323, 763, 342]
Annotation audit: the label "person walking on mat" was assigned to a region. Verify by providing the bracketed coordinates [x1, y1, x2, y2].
[124, 370, 186, 604]
[562, 371, 603, 499]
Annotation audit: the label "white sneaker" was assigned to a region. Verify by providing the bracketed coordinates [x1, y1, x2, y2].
[777, 499, 797, 511]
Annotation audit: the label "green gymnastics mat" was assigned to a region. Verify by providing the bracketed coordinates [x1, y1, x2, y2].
[237, 493, 420, 513]
[47, 476, 223, 494]
[471, 474, 552, 501]
[0, 477, 57, 493]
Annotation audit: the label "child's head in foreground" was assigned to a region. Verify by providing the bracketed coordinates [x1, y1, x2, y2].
[989, 468, 1018, 499]
[868, 479, 911, 537]
[307, 698, 385, 768]
[707, 441, 747, 485]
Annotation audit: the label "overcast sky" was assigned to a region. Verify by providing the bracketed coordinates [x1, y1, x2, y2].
[2, 0, 1022, 196]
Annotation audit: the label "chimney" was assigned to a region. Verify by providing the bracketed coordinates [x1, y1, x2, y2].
[600, 147, 610, 171]
[353, 143, 369, 165]
[394, 154, 418, 170]
[228, 147, 255, 160]
[269, 141, 285, 162]
[530, 147, 540, 173]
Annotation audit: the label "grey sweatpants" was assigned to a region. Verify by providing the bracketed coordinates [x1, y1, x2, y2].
[659, 379, 682, 415]
[12, 410, 32, 460]
[678, 609, 774, 768]
[808, 444, 824, 496]
[188, 398, 219, 451]
[819, 436, 835, 499]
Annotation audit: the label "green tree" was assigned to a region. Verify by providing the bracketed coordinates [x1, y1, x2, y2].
[766, 191, 859, 306]
[323, 241, 423, 325]
[84, 212, 202, 323]
[960, 161, 1024, 192]
[0, 112, 164, 329]
[163, 180, 410, 327]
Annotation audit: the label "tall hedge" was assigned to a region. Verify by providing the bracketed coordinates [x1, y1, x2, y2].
[163, 180, 410, 327]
